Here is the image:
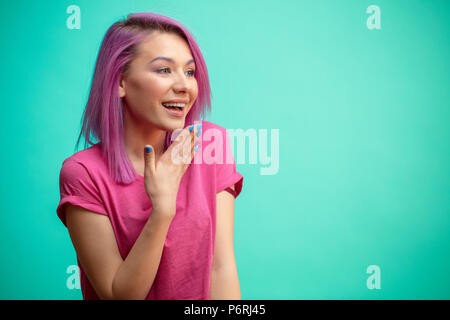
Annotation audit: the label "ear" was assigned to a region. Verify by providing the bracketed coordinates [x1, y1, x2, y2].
[119, 75, 126, 98]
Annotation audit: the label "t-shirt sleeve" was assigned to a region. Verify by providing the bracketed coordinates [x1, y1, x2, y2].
[56, 159, 108, 227]
[215, 127, 244, 198]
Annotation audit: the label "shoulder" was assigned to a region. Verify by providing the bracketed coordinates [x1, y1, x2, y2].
[199, 120, 227, 133]
[60, 143, 106, 178]
[198, 120, 232, 144]
[66, 143, 103, 164]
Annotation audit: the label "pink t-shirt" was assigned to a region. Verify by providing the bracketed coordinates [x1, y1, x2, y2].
[56, 120, 243, 300]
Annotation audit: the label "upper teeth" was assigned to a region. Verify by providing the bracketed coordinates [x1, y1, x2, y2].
[163, 103, 186, 108]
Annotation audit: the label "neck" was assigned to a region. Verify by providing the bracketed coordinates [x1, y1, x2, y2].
[123, 111, 166, 165]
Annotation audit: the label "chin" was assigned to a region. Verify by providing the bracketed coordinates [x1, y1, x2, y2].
[164, 119, 186, 131]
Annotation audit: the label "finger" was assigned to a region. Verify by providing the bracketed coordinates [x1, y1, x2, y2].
[187, 123, 197, 152]
[178, 123, 197, 145]
[186, 123, 201, 165]
[170, 126, 191, 165]
[170, 123, 199, 165]
[190, 138, 198, 162]
[168, 127, 188, 156]
[191, 123, 202, 154]
[181, 128, 194, 164]
[144, 144, 155, 176]
[180, 123, 198, 162]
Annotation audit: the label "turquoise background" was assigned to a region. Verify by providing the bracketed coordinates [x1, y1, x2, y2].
[0, 0, 449, 299]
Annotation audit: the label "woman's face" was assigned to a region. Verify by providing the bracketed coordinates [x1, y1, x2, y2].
[119, 31, 198, 131]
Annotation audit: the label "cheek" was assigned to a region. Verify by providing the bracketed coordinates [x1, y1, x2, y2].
[144, 74, 166, 90]
[128, 75, 170, 105]
[193, 83, 199, 98]
[188, 78, 198, 96]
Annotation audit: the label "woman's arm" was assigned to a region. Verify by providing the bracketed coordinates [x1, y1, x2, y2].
[65, 203, 173, 300]
[210, 184, 241, 300]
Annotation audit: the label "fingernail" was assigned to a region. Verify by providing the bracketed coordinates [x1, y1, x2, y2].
[196, 124, 202, 130]
[145, 146, 152, 153]
[194, 145, 199, 152]
[189, 125, 194, 132]
[196, 129, 202, 137]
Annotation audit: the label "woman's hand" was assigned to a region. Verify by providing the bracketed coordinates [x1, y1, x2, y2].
[143, 123, 201, 219]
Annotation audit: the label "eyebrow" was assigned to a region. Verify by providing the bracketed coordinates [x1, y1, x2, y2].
[149, 56, 195, 66]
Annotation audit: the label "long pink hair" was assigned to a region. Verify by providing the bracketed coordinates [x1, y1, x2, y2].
[75, 13, 212, 184]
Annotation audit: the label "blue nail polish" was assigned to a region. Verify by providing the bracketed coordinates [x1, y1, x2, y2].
[194, 145, 199, 152]
[189, 125, 194, 132]
[197, 124, 202, 130]
[196, 129, 202, 137]
[145, 146, 152, 153]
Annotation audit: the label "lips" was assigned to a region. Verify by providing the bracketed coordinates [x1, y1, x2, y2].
[162, 103, 185, 111]
[162, 103, 185, 117]
[162, 99, 189, 104]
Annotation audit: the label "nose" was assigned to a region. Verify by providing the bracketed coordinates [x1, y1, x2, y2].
[172, 70, 190, 92]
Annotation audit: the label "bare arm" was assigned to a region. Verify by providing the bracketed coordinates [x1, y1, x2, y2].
[65, 203, 173, 300]
[210, 184, 241, 300]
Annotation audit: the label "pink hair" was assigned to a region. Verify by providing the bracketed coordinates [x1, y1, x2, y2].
[75, 12, 212, 184]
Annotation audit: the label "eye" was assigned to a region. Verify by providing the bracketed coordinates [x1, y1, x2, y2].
[157, 67, 170, 74]
[157, 68, 196, 77]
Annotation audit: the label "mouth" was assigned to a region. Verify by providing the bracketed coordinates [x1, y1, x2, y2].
[161, 102, 186, 117]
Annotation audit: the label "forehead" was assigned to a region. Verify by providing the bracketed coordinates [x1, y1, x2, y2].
[135, 32, 192, 60]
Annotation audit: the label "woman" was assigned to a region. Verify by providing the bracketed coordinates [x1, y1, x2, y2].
[56, 12, 244, 300]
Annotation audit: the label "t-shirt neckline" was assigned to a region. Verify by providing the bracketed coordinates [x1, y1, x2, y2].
[135, 171, 144, 180]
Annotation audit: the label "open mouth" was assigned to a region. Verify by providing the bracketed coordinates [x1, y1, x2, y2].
[161, 103, 186, 111]
[163, 105, 183, 111]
